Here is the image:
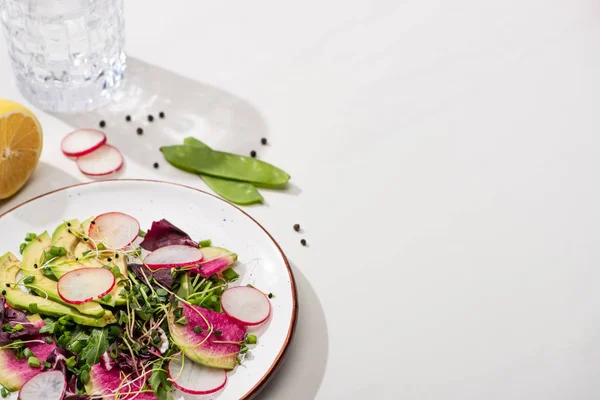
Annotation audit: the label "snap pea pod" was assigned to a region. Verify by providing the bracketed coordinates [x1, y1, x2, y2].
[160, 144, 290, 187]
[183, 137, 264, 205]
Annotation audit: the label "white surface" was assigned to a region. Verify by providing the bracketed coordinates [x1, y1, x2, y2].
[0, 181, 296, 400]
[1, 0, 600, 398]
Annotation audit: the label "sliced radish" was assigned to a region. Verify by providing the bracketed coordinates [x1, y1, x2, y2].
[61, 129, 107, 157]
[220, 286, 271, 326]
[58, 268, 116, 304]
[144, 245, 204, 270]
[76, 144, 124, 176]
[89, 212, 140, 249]
[168, 355, 227, 395]
[19, 371, 66, 400]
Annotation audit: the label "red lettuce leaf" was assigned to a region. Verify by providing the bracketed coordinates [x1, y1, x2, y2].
[139, 219, 198, 251]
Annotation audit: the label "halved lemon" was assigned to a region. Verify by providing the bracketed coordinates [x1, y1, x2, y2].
[0, 99, 43, 199]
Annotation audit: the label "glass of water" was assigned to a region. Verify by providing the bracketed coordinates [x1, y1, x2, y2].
[0, 0, 126, 113]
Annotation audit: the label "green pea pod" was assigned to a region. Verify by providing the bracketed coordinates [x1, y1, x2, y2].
[160, 144, 290, 187]
[183, 137, 264, 205]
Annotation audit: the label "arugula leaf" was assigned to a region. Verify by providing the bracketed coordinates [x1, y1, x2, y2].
[149, 359, 174, 400]
[79, 328, 109, 366]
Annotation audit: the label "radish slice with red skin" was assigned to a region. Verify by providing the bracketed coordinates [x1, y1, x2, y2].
[144, 245, 204, 270]
[61, 129, 107, 157]
[58, 268, 116, 304]
[76, 144, 124, 176]
[89, 212, 140, 249]
[19, 370, 66, 400]
[220, 286, 271, 326]
[168, 355, 227, 395]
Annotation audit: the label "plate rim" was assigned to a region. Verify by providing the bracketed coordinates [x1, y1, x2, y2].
[0, 178, 298, 400]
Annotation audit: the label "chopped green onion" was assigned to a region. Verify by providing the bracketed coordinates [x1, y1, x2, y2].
[25, 233, 37, 242]
[100, 294, 112, 303]
[198, 239, 212, 248]
[222, 268, 239, 281]
[66, 356, 76, 367]
[139, 229, 147, 238]
[245, 334, 257, 345]
[97, 243, 107, 251]
[175, 317, 188, 326]
[44, 337, 53, 344]
[19, 242, 26, 254]
[42, 361, 51, 369]
[80, 370, 90, 384]
[28, 356, 40, 368]
[23, 348, 33, 358]
[12, 324, 24, 332]
[1, 388, 9, 397]
[29, 303, 39, 313]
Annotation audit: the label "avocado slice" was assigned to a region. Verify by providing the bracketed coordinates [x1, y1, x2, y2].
[22, 232, 105, 317]
[0, 252, 116, 327]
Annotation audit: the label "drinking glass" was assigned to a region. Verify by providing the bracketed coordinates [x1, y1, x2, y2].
[0, 0, 126, 113]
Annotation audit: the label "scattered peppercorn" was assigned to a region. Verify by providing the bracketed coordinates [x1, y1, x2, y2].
[115, 254, 119, 258]
[5, 284, 9, 288]
[137, 128, 143, 135]
[261, 138, 267, 145]
[293, 224, 300, 232]
[67, 229, 71, 234]
[91, 220, 96, 225]
[83, 238, 88, 242]
[67, 222, 71, 227]
[126, 115, 131, 122]
[99, 120, 106, 128]
[107, 257, 112, 262]
[159, 111, 165, 118]
[148, 114, 154, 122]
[301, 239, 307, 246]
[176, 266, 182, 270]
[153, 162, 159, 169]
[75, 258, 78, 261]
[1, 290, 5, 296]
[34, 264, 38, 268]
[268, 293, 273, 299]
[250, 150, 257, 158]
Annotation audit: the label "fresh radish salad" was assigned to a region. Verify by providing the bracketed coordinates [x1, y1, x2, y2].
[0, 213, 272, 400]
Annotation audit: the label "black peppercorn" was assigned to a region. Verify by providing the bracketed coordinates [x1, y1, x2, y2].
[153, 162, 159, 169]
[159, 111, 165, 118]
[137, 128, 143, 135]
[148, 114, 154, 122]
[126, 115, 131, 122]
[99, 120, 106, 128]
[301, 239, 307, 246]
[250, 150, 257, 158]
[261, 138, 267, 145]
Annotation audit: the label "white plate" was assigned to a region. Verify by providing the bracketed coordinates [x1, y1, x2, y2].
[0, 179, 297, 400]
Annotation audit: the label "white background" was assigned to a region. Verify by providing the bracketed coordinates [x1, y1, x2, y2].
[2, 1, 600, 398]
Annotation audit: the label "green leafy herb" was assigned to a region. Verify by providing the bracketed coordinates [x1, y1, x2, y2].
[222, 268, 239, 281]
[79, 328, 109, 366]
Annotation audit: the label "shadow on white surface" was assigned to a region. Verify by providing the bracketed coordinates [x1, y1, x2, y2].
[258, 263, 328, 400]
[51, 57, 271, 176]
[0, 162, 80, 215]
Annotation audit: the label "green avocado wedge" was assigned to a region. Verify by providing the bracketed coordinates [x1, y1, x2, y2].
[0, 252, 116, 327]
[22, 232, 106, 317]
[160, 144, 290, 187]
[183, 137, 264, 205]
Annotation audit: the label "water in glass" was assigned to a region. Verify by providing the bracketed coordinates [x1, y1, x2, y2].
[0, 0, 126, 113]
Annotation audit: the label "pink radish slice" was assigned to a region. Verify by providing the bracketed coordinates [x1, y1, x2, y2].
[144, 245, 204, 270]
[61, 129, 107, 157]
[58, 268, 115, 304]
[19, 371, 66, 400]
[220, 286, 271, 326]
[76, 144, 124, 176]
[89, 212, 140, 249]
[168, 355, 227, 395]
